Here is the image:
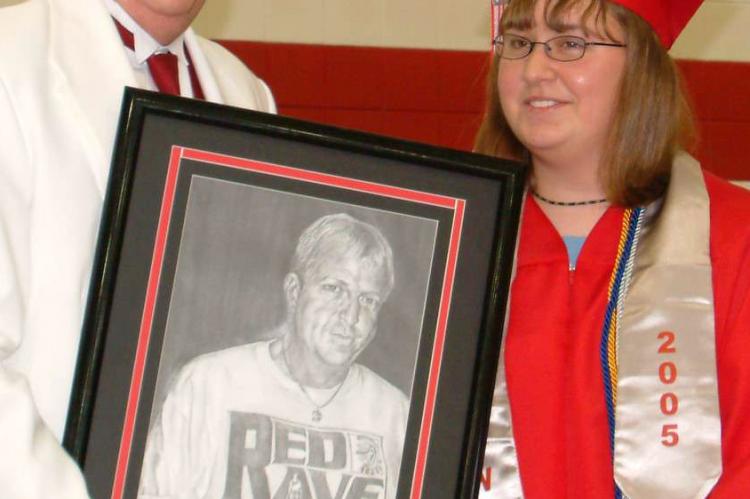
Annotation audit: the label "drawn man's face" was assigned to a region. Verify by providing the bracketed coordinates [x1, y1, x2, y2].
[285, 251, 389, 369]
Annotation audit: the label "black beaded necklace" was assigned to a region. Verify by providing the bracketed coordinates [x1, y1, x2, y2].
[531, 188, 608, 207]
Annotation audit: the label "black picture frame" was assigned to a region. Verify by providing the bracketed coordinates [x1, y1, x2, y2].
[63, 88, 526, 499]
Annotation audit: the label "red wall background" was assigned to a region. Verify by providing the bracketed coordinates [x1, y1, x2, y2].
[220, 41, 750, 181]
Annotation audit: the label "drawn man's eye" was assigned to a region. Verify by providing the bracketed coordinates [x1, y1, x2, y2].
[359, 294, 381, 310]
[321, 283, 342, 294]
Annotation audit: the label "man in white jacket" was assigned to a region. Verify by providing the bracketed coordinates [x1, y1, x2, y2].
[0, 0, 275, 496]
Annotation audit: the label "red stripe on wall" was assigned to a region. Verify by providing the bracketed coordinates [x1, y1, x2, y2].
[219, 40, 750, 180]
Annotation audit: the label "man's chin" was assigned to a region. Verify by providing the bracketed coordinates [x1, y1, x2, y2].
[321, 349, 358, 370]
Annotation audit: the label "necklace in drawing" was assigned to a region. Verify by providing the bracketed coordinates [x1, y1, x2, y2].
[298, 381, 345, 422]
[283, 348, 346, 422]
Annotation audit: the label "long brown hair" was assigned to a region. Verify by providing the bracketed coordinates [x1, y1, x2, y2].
[474, 0, 695, 207]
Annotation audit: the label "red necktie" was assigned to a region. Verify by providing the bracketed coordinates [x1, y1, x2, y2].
[113, 18, 204, 99]
[146, 51, 180, 96]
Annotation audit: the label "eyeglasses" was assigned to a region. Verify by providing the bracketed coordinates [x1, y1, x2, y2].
[494, 33, 626, 62]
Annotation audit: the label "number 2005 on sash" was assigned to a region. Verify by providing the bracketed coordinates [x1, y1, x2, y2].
[657, 331, 679, 447]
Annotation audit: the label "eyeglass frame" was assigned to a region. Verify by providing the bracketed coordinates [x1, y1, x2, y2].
[493, 33, 627, 62]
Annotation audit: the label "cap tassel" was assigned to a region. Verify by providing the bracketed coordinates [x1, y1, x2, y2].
[491, 0, 507, 49]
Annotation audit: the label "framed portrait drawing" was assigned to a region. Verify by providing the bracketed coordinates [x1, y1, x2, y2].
[64, 88, 526, 499]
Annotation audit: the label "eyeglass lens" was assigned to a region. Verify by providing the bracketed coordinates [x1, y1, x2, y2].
[499, 34, 587, 61]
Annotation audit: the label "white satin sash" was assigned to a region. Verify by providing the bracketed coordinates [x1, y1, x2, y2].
[480, 154, 722, 498]
[615, 154, 722, 498]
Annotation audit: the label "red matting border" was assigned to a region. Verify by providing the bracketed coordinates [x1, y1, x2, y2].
[110, 146, 467, 499]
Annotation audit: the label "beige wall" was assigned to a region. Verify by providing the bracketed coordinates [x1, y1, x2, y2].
[192, 0, 489, 51]
[1, 0, 748, 60]
[671, 0, 750, 61]
[191, 0, 750, 61]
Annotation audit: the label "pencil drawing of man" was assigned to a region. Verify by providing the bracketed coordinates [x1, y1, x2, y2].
[139, 213, 409, 499]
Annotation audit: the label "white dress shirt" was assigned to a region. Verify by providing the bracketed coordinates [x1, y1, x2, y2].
[102, 0, 197, 97]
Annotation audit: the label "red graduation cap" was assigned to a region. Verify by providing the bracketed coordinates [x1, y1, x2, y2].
[490, 0, 704, 49]
[604, 0, 704, 48]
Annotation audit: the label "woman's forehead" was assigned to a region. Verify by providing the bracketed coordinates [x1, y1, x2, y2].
[503, 0, 608, 34]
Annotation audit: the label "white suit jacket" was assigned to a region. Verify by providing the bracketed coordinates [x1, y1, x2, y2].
[0, 0, 275, 496]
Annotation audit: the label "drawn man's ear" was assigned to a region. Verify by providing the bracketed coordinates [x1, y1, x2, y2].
[283, 272, 301, 309]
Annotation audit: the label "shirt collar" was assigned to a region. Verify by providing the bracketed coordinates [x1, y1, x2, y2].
[102, 0, 188, 66]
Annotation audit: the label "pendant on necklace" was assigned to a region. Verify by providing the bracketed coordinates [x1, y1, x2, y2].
[312, 409, 322, 422]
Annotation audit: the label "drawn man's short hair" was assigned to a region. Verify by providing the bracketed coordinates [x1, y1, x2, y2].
[291, 213, 395, 296]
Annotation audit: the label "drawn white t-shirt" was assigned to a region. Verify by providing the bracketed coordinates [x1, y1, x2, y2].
[138, 341, 409, 499]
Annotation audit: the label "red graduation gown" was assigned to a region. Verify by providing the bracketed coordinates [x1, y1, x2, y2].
[503, 172, 750, 497]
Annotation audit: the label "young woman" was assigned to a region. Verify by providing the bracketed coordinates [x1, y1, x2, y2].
[476, 0, 750, 497]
